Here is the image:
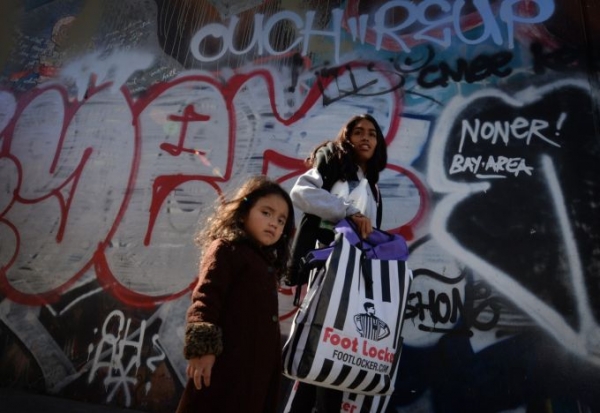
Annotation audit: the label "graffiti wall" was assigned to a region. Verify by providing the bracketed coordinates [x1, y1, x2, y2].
[1, 0, 599, 411]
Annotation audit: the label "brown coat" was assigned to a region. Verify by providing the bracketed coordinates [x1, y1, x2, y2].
[176, 238, 282, 413]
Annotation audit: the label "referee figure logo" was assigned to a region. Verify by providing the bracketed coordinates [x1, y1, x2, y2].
[353, 302, 390, 341]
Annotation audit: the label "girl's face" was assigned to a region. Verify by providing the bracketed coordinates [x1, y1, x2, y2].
[348, 119, 378, 170]
[243, 194, 289, 247]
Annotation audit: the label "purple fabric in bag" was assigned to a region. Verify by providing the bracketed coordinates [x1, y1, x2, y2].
[336, 219, 409, 260]
[305, 219, 408, 264]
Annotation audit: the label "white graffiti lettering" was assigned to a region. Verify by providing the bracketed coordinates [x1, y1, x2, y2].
[191, 9, 343, 63]
[484, 155, 533, 176]
[449, 154, 483, 175]
[459, 117, 559, 153]
[449, 154, 534, 178]
[88, 310, 147, 406]
[189, 0, 556, 63]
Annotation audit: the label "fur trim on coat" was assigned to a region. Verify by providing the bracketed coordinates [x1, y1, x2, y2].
[184, 322, 223, 359]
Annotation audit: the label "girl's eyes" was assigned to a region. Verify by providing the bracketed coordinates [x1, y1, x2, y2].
[352, 129, 376, 138]
[262, 210, 286, 226]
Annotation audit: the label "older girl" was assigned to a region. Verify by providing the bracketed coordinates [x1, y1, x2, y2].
[284, 114, 388, 412]
[287, 113, 388, 288]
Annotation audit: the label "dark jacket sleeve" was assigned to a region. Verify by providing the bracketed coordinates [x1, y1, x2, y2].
[183, 239, 235, 359]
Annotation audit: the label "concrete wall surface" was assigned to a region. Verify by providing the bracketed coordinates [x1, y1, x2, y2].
[0, 0, 599, 411]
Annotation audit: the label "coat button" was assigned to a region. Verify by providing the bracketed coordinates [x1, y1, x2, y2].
[272, 315, 278, 322]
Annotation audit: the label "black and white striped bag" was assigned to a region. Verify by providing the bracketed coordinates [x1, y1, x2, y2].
[282, 219, 412, 396]
[281, 378, 397, 413]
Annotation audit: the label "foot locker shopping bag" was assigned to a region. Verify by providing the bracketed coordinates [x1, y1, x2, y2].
[282, 219, 412, 396]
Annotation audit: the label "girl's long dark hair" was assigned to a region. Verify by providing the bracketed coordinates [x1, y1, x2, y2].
[306, 114, 387, 184]
[195, 175, 295, 275]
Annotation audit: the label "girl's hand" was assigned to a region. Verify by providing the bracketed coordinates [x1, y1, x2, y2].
[187, 354, 216, 390]
[350, 213, 373, 239]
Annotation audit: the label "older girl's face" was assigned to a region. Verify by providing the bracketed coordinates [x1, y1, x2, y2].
[348, 119, 378, 170]
[243, 194, 289, 247]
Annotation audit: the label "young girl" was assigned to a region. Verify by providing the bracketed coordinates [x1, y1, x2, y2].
[283, 113, 388, 412]
[176, 175, 295, 413]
